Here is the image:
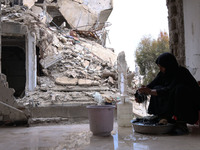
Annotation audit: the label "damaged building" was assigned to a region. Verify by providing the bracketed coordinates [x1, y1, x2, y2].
[0, 0, 132, 124]
[1, 0, 200, 127]
[1, 0, 200, 149]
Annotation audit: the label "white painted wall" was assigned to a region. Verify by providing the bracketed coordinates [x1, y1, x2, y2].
[183, 0, 200, 81]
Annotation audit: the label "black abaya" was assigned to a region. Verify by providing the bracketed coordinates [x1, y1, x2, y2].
[146, 53, 200, 124]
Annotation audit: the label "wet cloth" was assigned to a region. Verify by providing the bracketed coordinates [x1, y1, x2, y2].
[134, 90, 148, 103]
[147, 52, 200, 124]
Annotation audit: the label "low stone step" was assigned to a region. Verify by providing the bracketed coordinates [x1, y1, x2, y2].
[30, 105, 90, 121]
[51, 86, 109, 92]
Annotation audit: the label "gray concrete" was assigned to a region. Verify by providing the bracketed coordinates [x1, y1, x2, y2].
[30, 105, 89, 119]
[29, 105, 118, 124]
[0, 122, 200, 150]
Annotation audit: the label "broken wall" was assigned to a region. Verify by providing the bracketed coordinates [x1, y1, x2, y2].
[0, 1, 139, 122]
[0, 73, 28, 124]
[0, 4, 120, 108]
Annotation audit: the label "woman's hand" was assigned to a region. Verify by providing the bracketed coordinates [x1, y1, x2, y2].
[138, 87, 151, 95]
[138, 86, 157, 96]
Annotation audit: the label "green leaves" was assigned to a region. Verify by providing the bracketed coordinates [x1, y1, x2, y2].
[135, 31, 169, 85]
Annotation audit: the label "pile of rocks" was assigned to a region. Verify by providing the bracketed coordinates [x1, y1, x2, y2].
[1, 4, 121, 106]
[1, 2, 138, 109]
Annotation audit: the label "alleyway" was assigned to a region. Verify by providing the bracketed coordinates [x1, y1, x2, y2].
[0, 122, 200, 150]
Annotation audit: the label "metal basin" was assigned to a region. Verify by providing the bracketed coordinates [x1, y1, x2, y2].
[132, 122, 174, 134]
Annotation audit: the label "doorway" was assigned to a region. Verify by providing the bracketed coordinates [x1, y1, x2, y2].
[1, 36, 26, 98]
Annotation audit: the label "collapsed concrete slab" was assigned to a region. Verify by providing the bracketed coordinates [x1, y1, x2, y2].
[57, 0, 113, 30]
[58, 0, 97, 31]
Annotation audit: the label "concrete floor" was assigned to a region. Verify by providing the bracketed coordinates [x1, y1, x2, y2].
[0, 122, 200, 150]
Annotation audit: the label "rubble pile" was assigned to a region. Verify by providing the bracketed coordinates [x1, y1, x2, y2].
[1, 4, 123, 107]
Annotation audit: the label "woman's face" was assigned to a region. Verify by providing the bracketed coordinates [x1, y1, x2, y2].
[158, 64, 166, 73]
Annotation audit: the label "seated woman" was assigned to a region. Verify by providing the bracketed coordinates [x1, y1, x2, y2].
[138, 52, 200, 134]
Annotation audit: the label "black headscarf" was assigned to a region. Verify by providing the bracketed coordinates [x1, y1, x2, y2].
[155, 52, 179, 76]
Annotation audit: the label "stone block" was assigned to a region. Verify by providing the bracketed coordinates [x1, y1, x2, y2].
[55, 77, 78, 85]
[40, 54, 63, 69]
[78, 79, 92, 86]
[82, 60, 90, 68]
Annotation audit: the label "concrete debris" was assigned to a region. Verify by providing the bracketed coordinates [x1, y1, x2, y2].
[0, 1, 138, 123]
[40, 54, 63, 69]
[74, 29, 99, 40]
[1, 3, 117, 104]
[0, 74, 29, 124]
[55, 77, 78, 86]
